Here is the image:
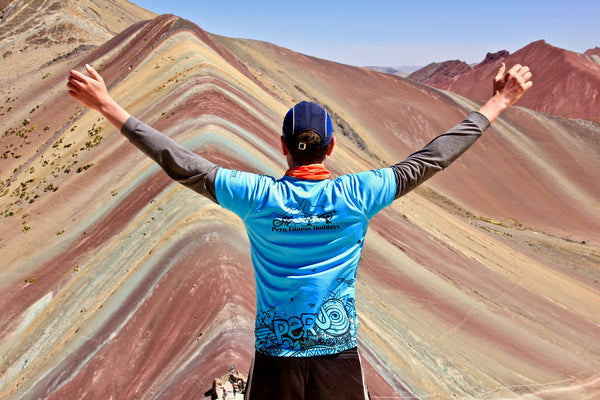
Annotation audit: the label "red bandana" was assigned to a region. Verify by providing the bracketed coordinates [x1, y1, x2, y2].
[285, 164, 331, 180]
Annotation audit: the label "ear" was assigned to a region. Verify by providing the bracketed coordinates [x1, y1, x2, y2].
[326, 136, 335, 156]
[280, 136, 289, 155]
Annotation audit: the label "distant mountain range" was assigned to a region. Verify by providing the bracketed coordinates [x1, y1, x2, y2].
[369, 42, 600, 120]
[1, 1, 599, 399]
[364, 65, 424, 78]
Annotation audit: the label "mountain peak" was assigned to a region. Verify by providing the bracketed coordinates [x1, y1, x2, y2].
[408, 40, 600, 120]
[407, 59, 471, 84]
[475, 50, 510, 68]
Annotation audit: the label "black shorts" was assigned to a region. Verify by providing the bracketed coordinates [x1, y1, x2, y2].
[244, 347, 370, 400]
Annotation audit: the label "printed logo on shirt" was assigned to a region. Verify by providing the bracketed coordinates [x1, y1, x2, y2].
[254, 291, 356, 357]
[271, 199, 340, 233]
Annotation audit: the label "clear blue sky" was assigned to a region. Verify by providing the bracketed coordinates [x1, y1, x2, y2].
[133, 0, 599, 67]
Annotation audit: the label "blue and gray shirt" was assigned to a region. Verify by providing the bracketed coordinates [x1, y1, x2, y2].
[121, 111, 489, 357]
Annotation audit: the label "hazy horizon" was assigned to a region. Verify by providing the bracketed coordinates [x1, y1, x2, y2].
[133, 0, 599, 67]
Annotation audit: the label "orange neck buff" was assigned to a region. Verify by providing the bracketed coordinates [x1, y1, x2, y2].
[285, 164, 331, 180]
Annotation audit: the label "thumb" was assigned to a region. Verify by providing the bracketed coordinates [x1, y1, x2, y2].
[85, 64, 102, 81]
[493, 63, 506, 95]
[494, 63, 506, 81]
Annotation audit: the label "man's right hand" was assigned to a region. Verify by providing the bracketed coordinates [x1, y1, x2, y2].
[67, 64, 130, 130]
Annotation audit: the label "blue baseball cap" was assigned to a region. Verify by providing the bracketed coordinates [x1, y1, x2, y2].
[282, 101, 334, 149]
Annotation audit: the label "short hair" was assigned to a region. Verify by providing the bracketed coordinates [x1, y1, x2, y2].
[285, 130, 332, 165]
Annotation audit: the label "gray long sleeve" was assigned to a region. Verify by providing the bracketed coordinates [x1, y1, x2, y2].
[392, 111, 490, 198]
[121, 117, 220, 203]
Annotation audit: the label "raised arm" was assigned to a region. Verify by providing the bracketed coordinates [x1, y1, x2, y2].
[67, 64, 220, 203]
[391, 63, 532, 198]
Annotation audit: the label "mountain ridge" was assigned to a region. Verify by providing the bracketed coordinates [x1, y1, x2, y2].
[406, 40, 600, 120]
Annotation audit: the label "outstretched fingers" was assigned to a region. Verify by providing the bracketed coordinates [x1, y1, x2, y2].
[496, 64, 533, 107]
[67, 69, 89, 94]
[519, 69, 533, 89]
[69, 68, 87, 82]
[67, 76, 82, 99]
[509, 64, 533, 91]
[508, 64, 531, 81]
